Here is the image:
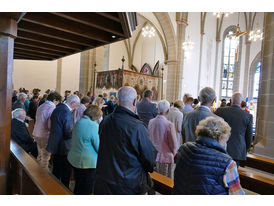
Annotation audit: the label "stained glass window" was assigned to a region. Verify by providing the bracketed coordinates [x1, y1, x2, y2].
[253, 61, 261, 99]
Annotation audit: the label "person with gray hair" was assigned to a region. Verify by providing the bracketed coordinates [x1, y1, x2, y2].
[11, 108, 38, 157]
[148, 100, 177, 178]
[182, 87, 217, 143]
[174, 117, 245, 195]
[216, 92, 253, 166]
[46, 94, 80, 188]
[12, 92, 27, 111]
[94, 86, 157, 194]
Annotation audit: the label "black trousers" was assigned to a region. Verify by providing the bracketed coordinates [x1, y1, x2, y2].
[52, 154, 72, 189]
[73, 166, 96, 195]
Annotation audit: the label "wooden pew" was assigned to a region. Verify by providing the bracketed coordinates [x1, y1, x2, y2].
[149, 170, 274, 195]
[9, 140, 72, 195]
[240, 154, 274, 174]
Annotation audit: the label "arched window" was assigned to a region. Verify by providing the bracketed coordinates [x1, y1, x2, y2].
[253, 61, 261, 99]
[221, 28, 239, 98]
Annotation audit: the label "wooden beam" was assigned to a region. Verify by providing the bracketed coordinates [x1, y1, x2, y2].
[14, 54, 47, 61]
[17, 30, 84, 51]
[18, 20, 98, 47]
[22, 13, 111, 43]
[95, 12, 121, 23]
[15, 38, 76, 54]
[118, 13, 131, 38]
[14, 51, 53, 60]
[51, 12, 125, 37]
[14, 48, 59, 59]
[14, 43, 67, 56]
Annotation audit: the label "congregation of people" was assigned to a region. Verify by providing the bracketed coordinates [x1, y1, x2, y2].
[10, 85, 253, 195]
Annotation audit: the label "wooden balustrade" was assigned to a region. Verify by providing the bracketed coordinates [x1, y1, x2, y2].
[8, 140, 72, 195]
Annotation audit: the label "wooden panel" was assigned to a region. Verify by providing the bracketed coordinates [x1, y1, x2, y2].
[18, 20, 98, 47]
[22, 13, 111, 43]
[149, 172, 173, 195]
[51, 12, 125, 37]
[10, 140, 72, 195]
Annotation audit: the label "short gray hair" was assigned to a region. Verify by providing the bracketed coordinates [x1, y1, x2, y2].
[12, 108, 26, 119]
[232, 92, 243, 104]
[199, 87, 216, 104]
[195, 117, 231, 141]
[158, 100, 170, 115]
[66, 94, 80, 104]
[18, 93, 27, 101]
[118, 86, 137, 107]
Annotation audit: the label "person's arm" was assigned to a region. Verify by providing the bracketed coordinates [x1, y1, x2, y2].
[152, 103, 158, 117]
[91, 125, 100, 153]
[245, 114, 253, 152]
[136, 125, 157, 173]
[223, 160, 245, 195]
[167, 123, 178, 155]
[176, 114, 183, 134]
[63, 112, 73, 140]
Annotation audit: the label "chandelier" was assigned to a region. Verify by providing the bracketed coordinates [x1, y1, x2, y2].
[213, 12, 233, 18]
[249, 24, 263, 42]
[142, 26, 156, 38]
[182, 36, 194, 51]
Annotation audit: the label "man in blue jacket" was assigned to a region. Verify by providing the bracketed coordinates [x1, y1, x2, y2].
[46, 95, 80, 188]
[94, 86, 157, 195]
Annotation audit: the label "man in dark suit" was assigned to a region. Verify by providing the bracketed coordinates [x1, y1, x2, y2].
[12, 92, 27, 111]
[215, 93, 253, 166]
[46, 95, 80, 188]
[182, 87, 217, 143]
[11, 108, 38, 157]
[136, 90, 158, 128]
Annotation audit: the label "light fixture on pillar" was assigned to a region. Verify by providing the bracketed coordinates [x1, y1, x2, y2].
[213, 12, 233, 18]
[249, 24, 263, 42]
[182, 36, 194, 51]
[142, 25, 156, 38]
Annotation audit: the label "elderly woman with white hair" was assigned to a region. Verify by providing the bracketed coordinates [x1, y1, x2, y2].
[173, 116, 245, 195]
[148, 100, 177, 178]
[12, 92, 27, 111]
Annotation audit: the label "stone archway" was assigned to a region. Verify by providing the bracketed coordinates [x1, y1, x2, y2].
[248, 52, 261, 100]
[153, 12, 177, 102]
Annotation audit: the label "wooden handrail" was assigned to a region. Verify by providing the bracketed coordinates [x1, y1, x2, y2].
[149, 169, 274, 195]
[240, 154, 274, 174]
[9, 140, 72, 195]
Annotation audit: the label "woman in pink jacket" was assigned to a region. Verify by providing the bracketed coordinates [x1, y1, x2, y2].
[148, 100, 177, 179]
[33, 91, 61, 169]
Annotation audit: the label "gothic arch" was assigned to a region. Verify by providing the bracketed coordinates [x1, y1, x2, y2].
[248, 52, 262, 100]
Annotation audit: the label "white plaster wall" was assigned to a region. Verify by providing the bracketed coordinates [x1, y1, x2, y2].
[13, 59, 57, 93]
[109, 40, 128, 70]
[182, 12, 201, 97]
[60, 53, 81, 96]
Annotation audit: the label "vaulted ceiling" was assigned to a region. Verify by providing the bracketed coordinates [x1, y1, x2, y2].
[2, 12, 137, 61]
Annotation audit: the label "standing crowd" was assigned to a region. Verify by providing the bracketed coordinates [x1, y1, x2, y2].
[10, 85, 253, 195]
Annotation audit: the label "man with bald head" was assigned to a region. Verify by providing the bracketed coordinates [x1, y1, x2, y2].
[216, 92, 253, 166]
[94, 86, 157, 195]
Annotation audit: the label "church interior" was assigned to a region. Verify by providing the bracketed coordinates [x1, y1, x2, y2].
[0, 7, 274, 197]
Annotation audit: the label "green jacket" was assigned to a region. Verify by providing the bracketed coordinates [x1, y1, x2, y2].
[68, 116, 99, 168]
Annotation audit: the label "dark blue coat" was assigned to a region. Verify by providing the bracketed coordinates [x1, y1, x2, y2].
[215, 104, 253, 160]
[46, 103, 74, 155]
[173, 136, 232, 195]
[136, 98, 158, 128]
[94, 105, 157, 195]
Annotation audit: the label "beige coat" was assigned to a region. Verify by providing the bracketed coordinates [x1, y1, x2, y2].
[167, 107, 183, 150]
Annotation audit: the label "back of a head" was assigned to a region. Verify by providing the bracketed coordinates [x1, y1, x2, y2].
[199, 87, 216, 105]
[158, 100, 170, 115]
[47, 91, 62, 102]
[232, 93, 243, 105]
[241, 101, 247, 108]
[174, 100, 184, 110]
[143, 90, 153, 98]
[193, 98, 199, 105]
[186, 96, 194, 103]
[18, 93, 27, 101]
[84, 104, 102, 121]
[118, 86, 137, 108]
[12, 108, 26, 119]
[81, 96, 91, 104]
[183, 93, 191, 103]
[66, 94, 80, 104]
[93, 97, 104, 106]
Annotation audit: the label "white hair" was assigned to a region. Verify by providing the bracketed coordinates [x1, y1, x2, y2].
[199, 87, 216, 104]
[158, 100, 170, 115]
[232, 92, 243, 104]
[117, 86, 137, 107]
[18, 93, 27, 101]
[12, 108, 26, 119]
[66, 94, 80, 104]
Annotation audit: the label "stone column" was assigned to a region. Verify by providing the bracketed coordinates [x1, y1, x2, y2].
[165, 61, 177, 102]
[0, 16, 17, 194]
[103, 45, 110, 71]
[254, 12, 274, 158]
[56, 58, 62, 95]
[243, 40, 251, 98]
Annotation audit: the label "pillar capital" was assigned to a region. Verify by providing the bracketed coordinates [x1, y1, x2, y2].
[0, 17, 17, 39]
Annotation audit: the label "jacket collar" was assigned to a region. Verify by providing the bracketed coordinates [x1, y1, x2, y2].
[231, 104, 241, 109]
[197, 106, 211, 112]
[114, 105, 140, 120]
[196, 136, 227, 154]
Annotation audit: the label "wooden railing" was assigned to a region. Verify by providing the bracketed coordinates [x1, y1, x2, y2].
[240, 154, 274, 174]
[149, 169, 274, 195]
[8, 140, 72, 195]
